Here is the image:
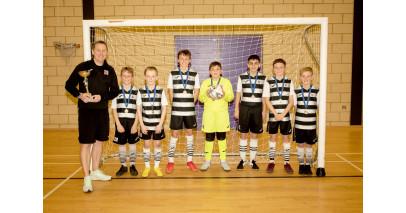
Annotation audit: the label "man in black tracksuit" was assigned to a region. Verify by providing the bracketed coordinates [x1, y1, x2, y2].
[65, 40, 119, 193]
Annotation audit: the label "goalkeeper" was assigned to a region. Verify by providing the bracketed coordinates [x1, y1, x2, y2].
[198, 61, 234, 171]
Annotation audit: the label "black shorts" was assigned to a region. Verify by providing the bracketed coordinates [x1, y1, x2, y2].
[169, 115, 197, 130]
[78, 108, 109, 144]
[237, 104, 263, 134]
[293, 128, 318, 145]
[267, 121, 292, 135]
[140, 129, 166, 141]
[113, 118, 140, 145]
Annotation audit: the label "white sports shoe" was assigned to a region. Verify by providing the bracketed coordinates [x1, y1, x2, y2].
[90, 169, 112, 181]
[200, 161, 211, 171]
[220, 161, 231, 171]
[83, 176, 93, 193]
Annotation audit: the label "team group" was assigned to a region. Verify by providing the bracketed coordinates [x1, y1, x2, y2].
[65, 41, 320, 193]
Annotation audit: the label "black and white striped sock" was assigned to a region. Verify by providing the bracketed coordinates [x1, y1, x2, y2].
[283, 143, 291, 164]
[239, 138, 248, 161]
[154, 148, 162, 168]
[305, 148, 313, 165]
[297, 147, 304, 165]
[249, 139, 258, 162]
[129, 144, 136, 166]
[119, 146, 127, 167]
[168, 137, 178, 163]
[143, 148, 150, 167]
[186, 135, 194, 162]
[269, 141, 276, 163]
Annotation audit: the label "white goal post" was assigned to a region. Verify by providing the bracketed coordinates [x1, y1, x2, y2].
[82, 18, 328, 172]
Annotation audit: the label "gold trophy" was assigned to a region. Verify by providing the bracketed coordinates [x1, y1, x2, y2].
[78, 69, 94, 101]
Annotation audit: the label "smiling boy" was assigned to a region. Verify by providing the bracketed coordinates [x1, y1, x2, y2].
[263, 58, 295, 174]
[137, 66, 168, 177]
[166, 50, 200, 173]
[234, 55, 267, 171]
[293, 67, 320, 175]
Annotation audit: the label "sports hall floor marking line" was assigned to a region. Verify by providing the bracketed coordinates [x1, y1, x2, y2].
[42, 153, 363, 157]
[336, 154, 363, 173]
[43, 175, 363, 180]
[328, 153, 363, 155]
[43, 167, 82, 200]
[43, 162, 147, 165]
[43, 160, 363, 165]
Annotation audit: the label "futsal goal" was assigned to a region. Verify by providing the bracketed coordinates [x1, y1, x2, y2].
[82, 18, 328, 176]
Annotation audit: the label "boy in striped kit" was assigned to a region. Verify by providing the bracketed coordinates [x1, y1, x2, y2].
[111, 67, 140, 177]
[234, 55, 268, 170]
[166, 50, 200, 173]
[293, 67, 320, 175]
[263, 59, 295, 174]
[137, 66, 168, 177]
[198, 61, 234, 171]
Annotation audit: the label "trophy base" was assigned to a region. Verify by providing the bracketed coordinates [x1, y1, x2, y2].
[85, 97, 95, 102]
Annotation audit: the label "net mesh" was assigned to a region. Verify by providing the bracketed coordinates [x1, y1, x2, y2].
[54, 42, 78, 65]
[92, 24, 321, 165]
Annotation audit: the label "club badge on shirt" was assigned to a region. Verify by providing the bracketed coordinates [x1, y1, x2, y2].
[104, 70, 109, 75]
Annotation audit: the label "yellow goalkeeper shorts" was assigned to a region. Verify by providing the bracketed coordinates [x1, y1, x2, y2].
[201, 110, 230, 133]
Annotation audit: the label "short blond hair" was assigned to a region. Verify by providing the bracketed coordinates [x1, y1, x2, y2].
[121, 66, 134, 76]
[299, 67, 313, 76]
[144, 66, 158, 75]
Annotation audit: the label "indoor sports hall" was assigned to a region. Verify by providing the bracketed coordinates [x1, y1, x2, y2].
[42, 1, 363, 212]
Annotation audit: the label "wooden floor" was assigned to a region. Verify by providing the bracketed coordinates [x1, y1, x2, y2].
[43, 126, 363, 212]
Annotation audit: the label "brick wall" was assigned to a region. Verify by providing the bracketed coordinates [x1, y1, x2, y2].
[43, 0, 355, 128]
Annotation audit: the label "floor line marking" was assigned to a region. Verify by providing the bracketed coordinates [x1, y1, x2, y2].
[43, 160, 363, 165]
[336, 154, 363, 173]
[44, 175, 363, 180]
[43, 167, 82, 200]
[43, 152, 363, 157]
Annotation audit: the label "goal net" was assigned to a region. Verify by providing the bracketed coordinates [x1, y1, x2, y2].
[83, 18, 328, 169]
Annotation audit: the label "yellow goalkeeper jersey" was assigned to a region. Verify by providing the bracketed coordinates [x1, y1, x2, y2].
[198, 77, 234, 112]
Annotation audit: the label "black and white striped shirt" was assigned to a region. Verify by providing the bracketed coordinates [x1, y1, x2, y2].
[263, 76, 294, 122]
[136, 85, 168, 130]
[237, 72, 267, 106]
[293, 85, 320, 130]
[111, 86, 137, 119]
[167, 69, 200, 116]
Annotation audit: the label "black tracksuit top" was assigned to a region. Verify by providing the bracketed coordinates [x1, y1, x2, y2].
[65, 60, 120, 109]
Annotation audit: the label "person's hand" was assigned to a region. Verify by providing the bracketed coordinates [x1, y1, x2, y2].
[117, 124, 125, 133]
[275, 113, 283, 121]
[155, 123, 163, 134]
[234, 109, 239, 119]
[219, 85, 225, 99]
[206, 86, 213, 97]
[91, 94, 101, 103]
[79, 93, 92, 103]
[140, 124, 148, 135]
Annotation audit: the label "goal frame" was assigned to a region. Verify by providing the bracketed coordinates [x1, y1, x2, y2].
[82, 17, 328, 170]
